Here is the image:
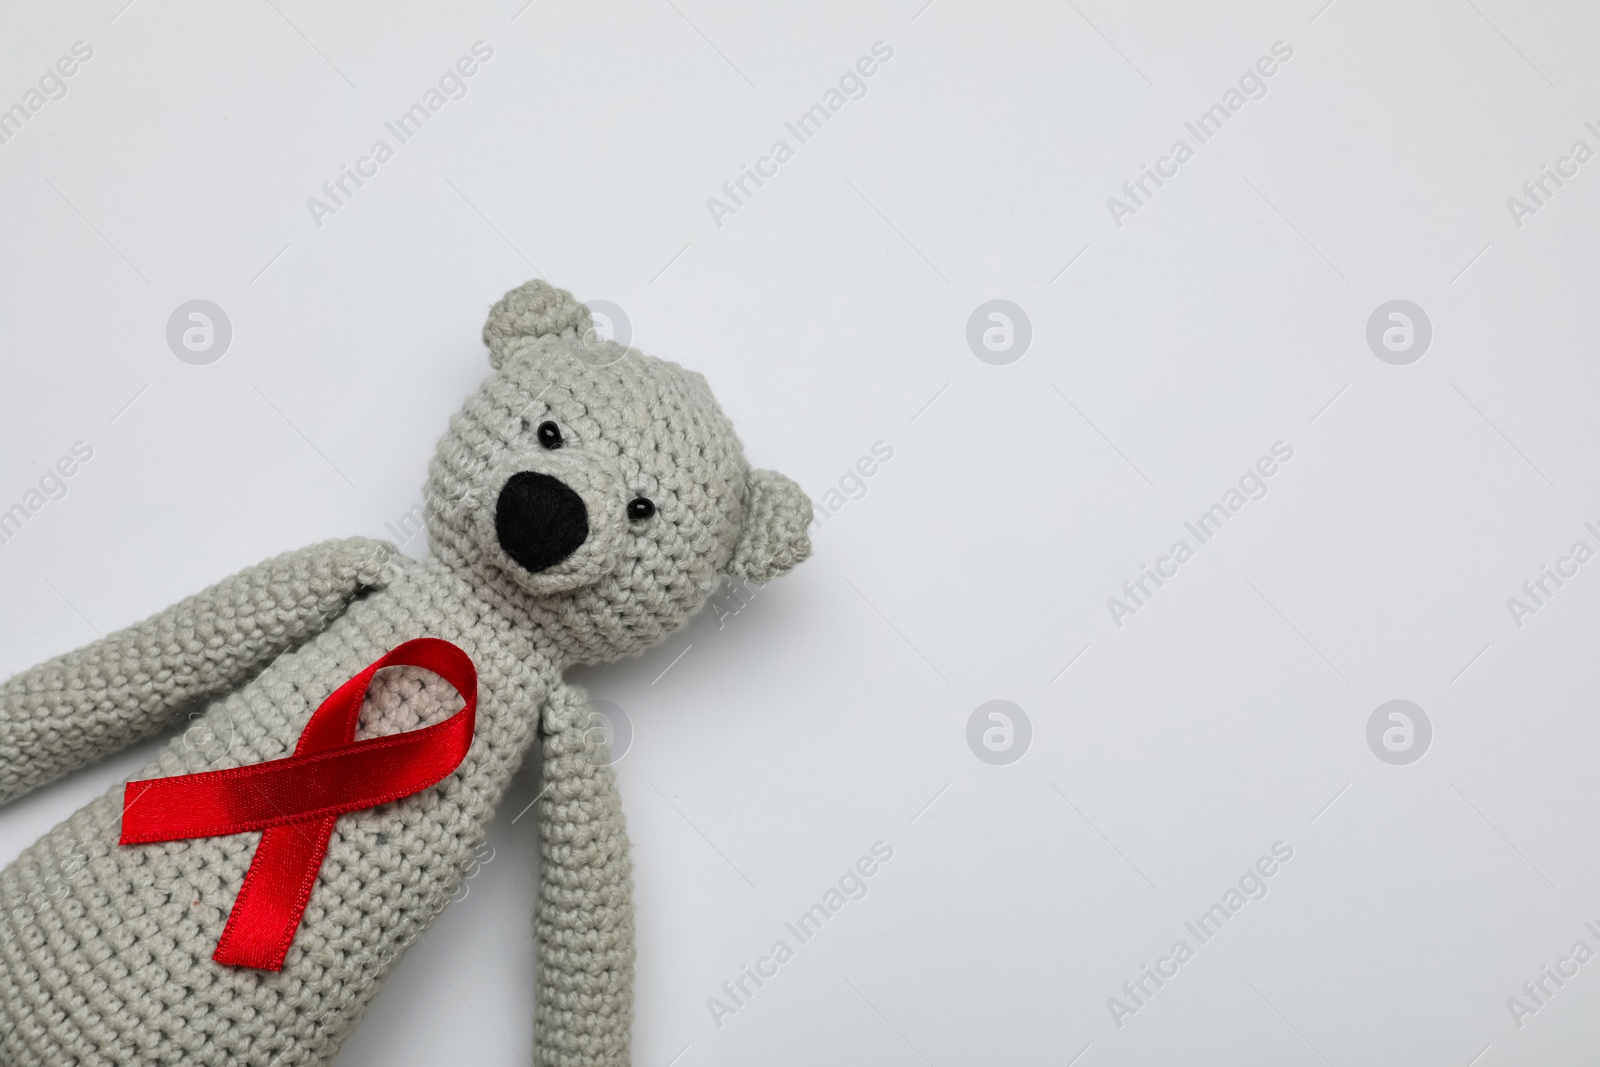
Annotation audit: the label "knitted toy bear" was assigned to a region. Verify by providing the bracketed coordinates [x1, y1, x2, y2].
[0, 280, 812, 1067]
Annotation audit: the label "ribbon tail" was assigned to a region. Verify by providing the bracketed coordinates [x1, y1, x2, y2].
[212, 815, 337, 971]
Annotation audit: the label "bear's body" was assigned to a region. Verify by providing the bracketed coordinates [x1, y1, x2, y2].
[0, 552, 548, 1066]
[0, 282, 812, 1067]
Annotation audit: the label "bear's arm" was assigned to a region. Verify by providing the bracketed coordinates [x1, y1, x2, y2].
[0, 536, 398, 806]
[534, 681, 635, 1067]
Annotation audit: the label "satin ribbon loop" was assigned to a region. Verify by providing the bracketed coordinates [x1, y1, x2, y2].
[120, 637, 478, 971]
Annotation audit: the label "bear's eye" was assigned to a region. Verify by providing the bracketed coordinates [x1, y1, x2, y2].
[627, 498, 656, 522]
[537, 421, 563, 449]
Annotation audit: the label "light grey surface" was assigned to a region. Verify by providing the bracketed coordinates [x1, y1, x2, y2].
[2, 1, 1597, 1064]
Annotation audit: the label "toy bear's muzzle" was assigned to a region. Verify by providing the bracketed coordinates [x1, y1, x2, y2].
[476, 449, 629, 597]
[495, 472, 589, 574]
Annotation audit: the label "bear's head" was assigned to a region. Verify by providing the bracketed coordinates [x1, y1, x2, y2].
[423, 280, 812, 664]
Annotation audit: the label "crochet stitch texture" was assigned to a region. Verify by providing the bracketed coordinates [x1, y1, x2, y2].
[0, 280, 813, 1066]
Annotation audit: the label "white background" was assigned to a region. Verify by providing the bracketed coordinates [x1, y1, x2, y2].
[3, 1, 1600, 1064]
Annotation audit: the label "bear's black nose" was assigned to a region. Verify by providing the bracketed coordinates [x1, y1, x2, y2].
[495, 471, 589, 574]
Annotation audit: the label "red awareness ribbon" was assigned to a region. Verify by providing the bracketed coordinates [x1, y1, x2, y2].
[120, 637, 478, 971]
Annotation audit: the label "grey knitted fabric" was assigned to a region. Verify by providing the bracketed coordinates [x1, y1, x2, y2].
[0, 281, 812, 1066]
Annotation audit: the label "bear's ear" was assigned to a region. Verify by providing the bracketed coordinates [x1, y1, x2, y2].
[728, 469, 813, 584]
[482, 279, 593, 369]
